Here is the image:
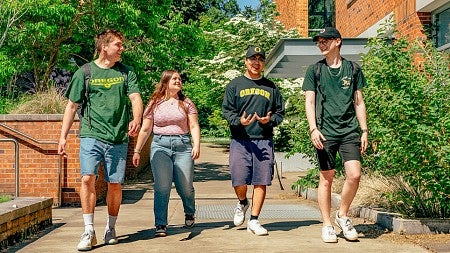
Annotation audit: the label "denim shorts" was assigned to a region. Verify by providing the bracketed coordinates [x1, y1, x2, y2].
[229, 139, 274, 187]
[79, 137, 128, 183]
[316, 134, 361, 171]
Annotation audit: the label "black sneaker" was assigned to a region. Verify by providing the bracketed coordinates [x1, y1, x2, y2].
[185, 214, 195, 228]
[155, 225, 167, 237]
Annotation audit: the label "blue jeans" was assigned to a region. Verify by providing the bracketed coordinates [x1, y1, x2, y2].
[151, 134, 195, 226]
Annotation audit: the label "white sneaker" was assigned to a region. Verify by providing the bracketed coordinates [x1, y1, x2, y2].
[247, 219, 268, 236]
[321, 225, 338, 243]
[233, 202, 249, 226]
[77, 231, 97, 251]
[335, 212, 358, 241]
[104, 227, 118, 245]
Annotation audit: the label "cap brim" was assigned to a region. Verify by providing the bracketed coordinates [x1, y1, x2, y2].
[246, 53, 265, 58]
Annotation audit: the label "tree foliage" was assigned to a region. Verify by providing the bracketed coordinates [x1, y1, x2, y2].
[0, 0, 206, 99]
[171, 0, 239, 22]
[0, 0, 31, 96]
[361, 25, 450, 218]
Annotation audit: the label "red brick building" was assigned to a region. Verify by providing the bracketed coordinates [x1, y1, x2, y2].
[274, 0, 450, 51]
[0, 115, 148, 206]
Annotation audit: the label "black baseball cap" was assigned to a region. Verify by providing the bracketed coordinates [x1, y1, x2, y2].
[313, 27, 342, 42]
[246, 46, 265, 58]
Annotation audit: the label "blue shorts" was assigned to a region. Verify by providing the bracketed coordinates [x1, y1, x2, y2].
[229, 139, 274, 187]
[316, 134, 361, 171]
[79, 138, 128, 183]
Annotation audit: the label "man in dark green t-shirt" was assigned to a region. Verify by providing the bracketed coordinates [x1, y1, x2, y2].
[58, 29, 143, 251]
[302, 27, 368, 243]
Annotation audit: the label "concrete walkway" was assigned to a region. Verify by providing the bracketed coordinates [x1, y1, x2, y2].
[9, 143, 431, 253]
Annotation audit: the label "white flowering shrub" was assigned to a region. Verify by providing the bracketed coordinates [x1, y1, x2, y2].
[183, 2, 299, 137]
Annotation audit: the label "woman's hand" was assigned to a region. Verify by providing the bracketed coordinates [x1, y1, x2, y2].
[132, 153, 140, 167]
[191, 145, 200, 160]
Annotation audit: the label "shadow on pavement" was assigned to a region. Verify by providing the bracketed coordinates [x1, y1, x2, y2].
[194, 162, 230, 182]
[116, 221, 233, 244]
[352, 223, 386, 239]
[265, 220, 322, 231]
[121, 189, 148, 204]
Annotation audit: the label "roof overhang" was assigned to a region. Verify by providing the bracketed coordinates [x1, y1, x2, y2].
[264, 38, 369, 79]
[416, 0, 448, 12]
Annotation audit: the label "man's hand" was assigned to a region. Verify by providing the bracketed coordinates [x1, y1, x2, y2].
[58, 138, 67, 157]
[255, 111, 272, 124]
[240, 111, 257, 126]
[128, 120, 141, 137]
[310, 128, 326, 150]
[360, 132, 368, 153]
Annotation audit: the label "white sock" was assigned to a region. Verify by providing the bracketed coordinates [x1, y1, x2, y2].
[83, 213, 94, 233]
[106, 215, 118, 229]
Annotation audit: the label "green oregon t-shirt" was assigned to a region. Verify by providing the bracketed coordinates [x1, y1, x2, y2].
[302, 58, 366, 140]
[64, 62, 140, 144]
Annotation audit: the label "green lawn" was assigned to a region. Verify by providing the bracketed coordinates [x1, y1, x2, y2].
[0, 195, 12, 203]
[201, 136, 230, 145]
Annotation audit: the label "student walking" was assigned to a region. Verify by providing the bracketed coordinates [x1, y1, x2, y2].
[222, 46, 285, 236]
[302, 27, 368, 243]
[58, 29, 143, 251]
[132, 70, 200, 237]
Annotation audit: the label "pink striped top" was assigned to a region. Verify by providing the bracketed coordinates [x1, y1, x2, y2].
[144, 98, 198, 135]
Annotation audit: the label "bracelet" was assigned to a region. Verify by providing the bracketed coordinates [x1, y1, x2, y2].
[134, 149, 141, 154]
[361, 129, 369, 133]
[309, 128, 317, 135]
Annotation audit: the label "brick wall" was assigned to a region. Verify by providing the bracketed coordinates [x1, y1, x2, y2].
[336, 0, 429, 40]
[275, 0, 309, 37]
[335, 0, 396, 37]
[275, 0, 430, 42]
[0, 115, 148, 206]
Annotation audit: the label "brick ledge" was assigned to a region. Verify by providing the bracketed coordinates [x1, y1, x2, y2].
[0, 114, 67, 121]
[0, 197, 53, 250]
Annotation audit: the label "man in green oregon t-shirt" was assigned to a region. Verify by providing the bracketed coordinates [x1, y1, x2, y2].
[302, 27, 368, 243]
[58, 29, 143, 251]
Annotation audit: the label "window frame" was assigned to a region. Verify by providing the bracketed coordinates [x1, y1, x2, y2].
[308, 0, 336, 37]
[433, 3, 450, 51]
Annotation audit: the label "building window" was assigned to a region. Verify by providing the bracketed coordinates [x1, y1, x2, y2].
[308, 0, 335, 37]
[434, 5, 450, 51]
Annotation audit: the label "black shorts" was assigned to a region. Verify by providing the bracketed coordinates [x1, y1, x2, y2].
[316, 134, 361, 171]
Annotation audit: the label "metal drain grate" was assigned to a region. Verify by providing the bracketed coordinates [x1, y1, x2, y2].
[196, 204, 321, 219]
